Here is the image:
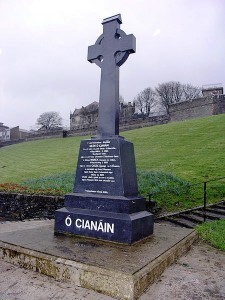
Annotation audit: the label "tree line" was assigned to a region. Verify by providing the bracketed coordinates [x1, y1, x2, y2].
[36, 81, 201, 130]
[133, 81, 202, 115]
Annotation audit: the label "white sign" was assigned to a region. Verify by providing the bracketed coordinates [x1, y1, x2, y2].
[65, 216, 114, 234]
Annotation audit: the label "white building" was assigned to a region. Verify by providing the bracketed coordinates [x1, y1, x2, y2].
[0, 122, 10, 141]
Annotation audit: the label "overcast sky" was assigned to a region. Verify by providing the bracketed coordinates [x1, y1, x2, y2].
[0, 0, 224, 130]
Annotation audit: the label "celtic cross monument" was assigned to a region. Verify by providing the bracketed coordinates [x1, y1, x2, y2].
[88, 14, 135, 137]
[54, 14, 154, 244]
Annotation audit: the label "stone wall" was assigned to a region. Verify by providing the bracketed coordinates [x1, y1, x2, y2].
[169, 95, 225, 122]
[10, 126, 29, 140]
[120, 114, 169, 131]
[0, 192, 64, 221]
[217, 95, 225, 113]
[0, 139, 26, 148]
[0, 115, 169, 148]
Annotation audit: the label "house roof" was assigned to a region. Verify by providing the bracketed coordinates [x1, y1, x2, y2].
[0, 122, 9, 130]
[72, 108, 81, 116]
[85, 101, 99, 112]
[72, 101, 99, 116]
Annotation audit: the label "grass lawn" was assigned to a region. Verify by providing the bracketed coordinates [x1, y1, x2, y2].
[0, 136, 84, 182]
[1, 114, 225, 183]
[125, 114, 225, 182]
[196, 220, 225, 251]
[1, 114, 225, 212]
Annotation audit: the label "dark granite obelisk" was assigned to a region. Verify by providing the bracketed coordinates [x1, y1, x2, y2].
[88, 14, 135, 137]
[54, 14, 154, 244]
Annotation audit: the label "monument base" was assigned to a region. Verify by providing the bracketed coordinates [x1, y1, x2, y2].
[54, 136, 154, 244]
[54, 193, 154, 244]
[0, 220, 197, 300]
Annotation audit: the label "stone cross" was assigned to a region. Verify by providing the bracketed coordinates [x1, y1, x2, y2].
[88, 14, 136, 137]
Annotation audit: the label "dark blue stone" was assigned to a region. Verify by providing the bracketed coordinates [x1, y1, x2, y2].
[87, 14, 136, 137]
[54, 14, 154, 244]
[74, 138, 138, 197]
[64, 193, 146, 214]
[54, 207, 153, 244]
[54, 137, 154, 244]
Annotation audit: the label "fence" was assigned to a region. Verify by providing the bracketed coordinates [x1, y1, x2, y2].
[1, 176, 225, 222]
[146, 176, 225, 219]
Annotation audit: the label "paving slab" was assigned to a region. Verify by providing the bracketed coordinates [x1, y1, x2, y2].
[0, 220, 197, 300]
[1, 241, 225, 300]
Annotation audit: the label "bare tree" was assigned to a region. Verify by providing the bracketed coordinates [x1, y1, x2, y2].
[134, 95, 145, 114]
[155, 82, 176, 114]
[36, 111, 62, 130]
[172, 81, 184, 102]
[134, 87, 157, 115]
[182, 84, 202, 100]
[156, 81, 201, 114]
[119, 94, 125, 104]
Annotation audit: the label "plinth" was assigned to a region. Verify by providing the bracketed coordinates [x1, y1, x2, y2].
[54, 137, 154, 244]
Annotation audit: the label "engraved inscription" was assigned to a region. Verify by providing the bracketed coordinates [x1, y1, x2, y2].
[79, 140, 120, 189]
[65, 215, 115, 234]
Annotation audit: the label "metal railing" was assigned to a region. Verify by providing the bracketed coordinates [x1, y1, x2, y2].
[146, 176, 225, 220]
[202, 176, 225, 221]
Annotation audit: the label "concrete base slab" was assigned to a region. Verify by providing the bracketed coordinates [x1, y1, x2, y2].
[0, 220, 197, 300]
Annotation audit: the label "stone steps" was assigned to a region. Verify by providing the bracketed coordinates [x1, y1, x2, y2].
[161, 201, 225, 228]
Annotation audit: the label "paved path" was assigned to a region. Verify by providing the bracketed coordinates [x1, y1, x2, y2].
[0, 241, 225, 300]
[141, 241, 225, 300]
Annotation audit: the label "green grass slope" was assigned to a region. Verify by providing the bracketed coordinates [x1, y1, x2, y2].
[196, 220, 225, 251]
[0, 136, 84, 182]
[1, 114, 225, 184]
[125, 114, 225, 182]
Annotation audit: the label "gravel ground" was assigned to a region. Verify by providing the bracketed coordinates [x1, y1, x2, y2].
[0, 240, 224, 300]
